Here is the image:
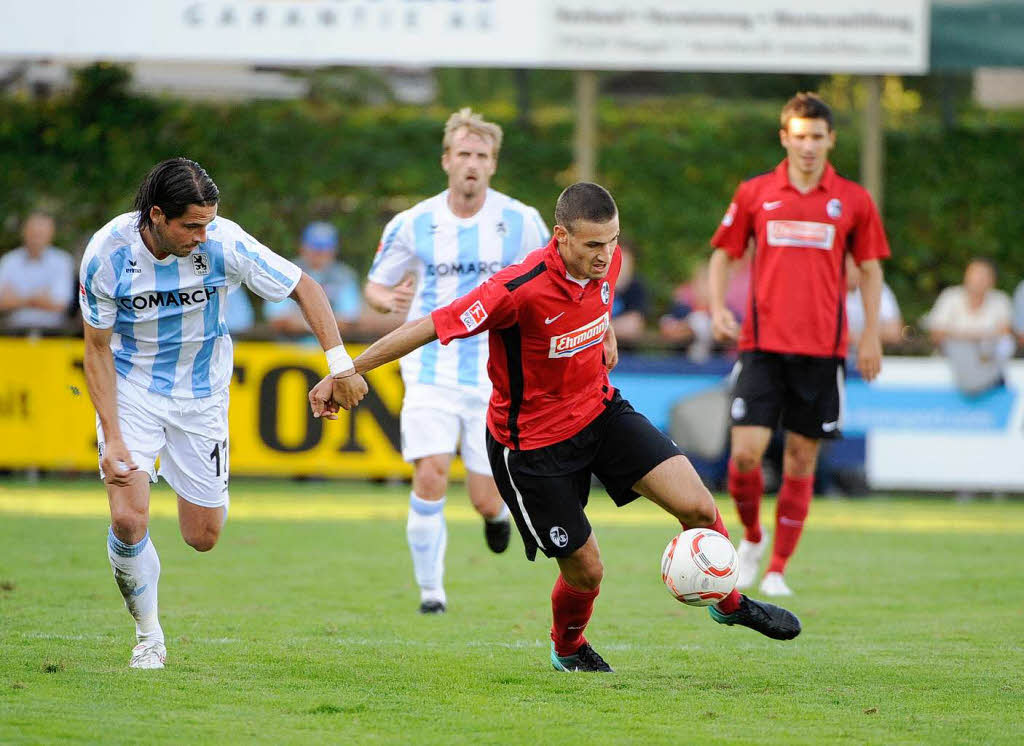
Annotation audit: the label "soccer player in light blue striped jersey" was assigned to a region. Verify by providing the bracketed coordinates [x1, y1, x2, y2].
[363, 109, 550, 614]
[80, 158, 368, 668]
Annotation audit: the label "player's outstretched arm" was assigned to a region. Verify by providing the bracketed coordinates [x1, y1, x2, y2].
[82, 322, 138, 485]
[292, 272, 368, 410]
[309, 315, 438, 419]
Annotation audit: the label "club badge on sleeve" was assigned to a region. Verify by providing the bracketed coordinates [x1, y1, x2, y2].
[460, 300, 488, 331]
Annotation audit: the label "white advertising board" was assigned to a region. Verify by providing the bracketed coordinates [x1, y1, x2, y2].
[0, 1, 928, 73]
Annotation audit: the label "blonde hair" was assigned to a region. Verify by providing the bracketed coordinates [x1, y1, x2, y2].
[442, 108, 503, 157]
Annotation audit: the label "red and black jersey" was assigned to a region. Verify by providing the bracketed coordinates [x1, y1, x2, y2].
[711, 160, 891, 358]
[432, 238, 620, 450]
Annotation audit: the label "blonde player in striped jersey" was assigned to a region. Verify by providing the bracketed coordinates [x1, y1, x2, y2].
[364, 109, 549, 614]
[80, 158, 368, 668]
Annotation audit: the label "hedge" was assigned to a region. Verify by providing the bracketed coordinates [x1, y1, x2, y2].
[2, 65, 1022, 323]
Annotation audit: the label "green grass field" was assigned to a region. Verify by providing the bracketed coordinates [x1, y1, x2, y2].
[2, 479, 1022, 744]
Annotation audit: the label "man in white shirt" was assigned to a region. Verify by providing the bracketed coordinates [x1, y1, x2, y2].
[364, 109, 549, 614]
[845, 254, 903, 359]
[926, 258, 1014, 394]
[80, 158, 368, 669]
[0, 212, 74, 330]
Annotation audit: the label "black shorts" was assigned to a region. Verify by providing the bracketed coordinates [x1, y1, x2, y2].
[730, 350, 845, 440]
[486, 391, 683, 561]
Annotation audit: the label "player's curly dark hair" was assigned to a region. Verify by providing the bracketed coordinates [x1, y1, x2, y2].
[780, 92, 833, 132]
[133, 158, 219, 232]
[554, 182, 618, 232]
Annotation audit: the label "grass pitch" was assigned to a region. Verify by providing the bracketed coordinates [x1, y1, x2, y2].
[1, 479, 1022, 745]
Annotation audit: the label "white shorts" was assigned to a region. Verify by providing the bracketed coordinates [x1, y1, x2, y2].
[400, 383, 492, 475]
[97, 378, 230, 509]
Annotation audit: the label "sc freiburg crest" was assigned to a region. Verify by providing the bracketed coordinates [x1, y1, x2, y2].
[601, 281, 610, 305]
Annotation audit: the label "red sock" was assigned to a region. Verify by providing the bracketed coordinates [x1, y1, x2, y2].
[550, 574, 599, 656]
[728, 460, 764, 543]
[768, 474, 814, 575]
[681, 507, 741, 614]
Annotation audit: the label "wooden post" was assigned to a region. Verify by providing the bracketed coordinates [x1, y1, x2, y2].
[574, 70, 598, 183]
[860, 74, 884, 211]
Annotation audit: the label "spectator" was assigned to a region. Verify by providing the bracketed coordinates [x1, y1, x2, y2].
[225, 285, 255, 335]
[264, 221, 362, 339]
[0, 212, 75, 331]
[659, 261, 715, 361]
[610, 241, 649, 346]
[846, 253, 903, 355]
[1012, 278, 1024, 348]
[926, 258, 1014, 394]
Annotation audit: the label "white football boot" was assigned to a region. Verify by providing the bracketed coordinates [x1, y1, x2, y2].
[129, 641, 167, 669]
[735, 528, 769, 590]
[759, 571, 793, 597]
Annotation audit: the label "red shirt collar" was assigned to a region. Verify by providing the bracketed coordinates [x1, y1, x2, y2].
[774, 159, 836, 193]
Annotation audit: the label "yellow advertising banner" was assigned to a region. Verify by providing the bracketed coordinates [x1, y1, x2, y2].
[0, 338, 449, 478]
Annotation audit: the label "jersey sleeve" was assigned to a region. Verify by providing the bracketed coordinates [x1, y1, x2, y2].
[521, 207, 551, 257]
[225, 227, 302, 302]
[850, 191, 892, 263]
[431, 278, 518, 344]
[78, 246, 117, 329]
[367, 213, 416, 286]
[710, 181, 755, 258]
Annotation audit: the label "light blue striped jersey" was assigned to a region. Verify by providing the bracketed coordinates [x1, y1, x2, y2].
[368, 189, 549, 394]
[79, 212, 301, 399]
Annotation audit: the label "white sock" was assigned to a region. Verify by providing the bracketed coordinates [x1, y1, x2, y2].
[407, 493, 447, 605]
[486, 503, 510, 523]
[107, 528, 164, 645]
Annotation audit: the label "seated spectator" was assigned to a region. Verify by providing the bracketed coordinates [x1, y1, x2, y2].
[659, 261, 715, 361]
[845, 253, 903, 358]
[264, 221, 362, 339]
[611, 240, 649, 346]
[0, 212, 74, 331]
[1012, 278, 1024, 348]
[926, 258, 1014, 394]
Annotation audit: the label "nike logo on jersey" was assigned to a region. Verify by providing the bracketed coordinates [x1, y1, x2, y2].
[763, 200, 784, 211]
[544, 312, 565, 324]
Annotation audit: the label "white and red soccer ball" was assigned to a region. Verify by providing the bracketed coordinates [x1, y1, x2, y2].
[661, 528, 739, 607]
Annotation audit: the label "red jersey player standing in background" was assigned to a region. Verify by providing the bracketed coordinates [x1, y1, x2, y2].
[311, 183, 801, 673]
[709, 93, 891, 597]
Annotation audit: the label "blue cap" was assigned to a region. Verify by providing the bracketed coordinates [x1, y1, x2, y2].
[301, 221, 338, 251]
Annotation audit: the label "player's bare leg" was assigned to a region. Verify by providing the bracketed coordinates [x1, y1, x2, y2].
[106, 472, 165, 668]
[633, 454, 800, 640]
[409, 454, 451, 613]
[762, 432, 821, 596]
[177, 497, 226, 553]
[466, 470, 511, 553]
[550, 534, 612, 672]
[728, 425, 773, 589]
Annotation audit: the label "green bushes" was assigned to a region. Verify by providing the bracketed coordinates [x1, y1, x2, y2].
[2, 71, 1021, 322]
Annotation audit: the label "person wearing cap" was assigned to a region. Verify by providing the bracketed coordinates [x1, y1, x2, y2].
[264, 221, 363, 338]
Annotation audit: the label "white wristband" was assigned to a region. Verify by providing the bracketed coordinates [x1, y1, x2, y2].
[326, 345, 354, 376]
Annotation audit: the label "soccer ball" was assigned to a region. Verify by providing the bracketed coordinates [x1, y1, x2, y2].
[661, 528, 739, 606]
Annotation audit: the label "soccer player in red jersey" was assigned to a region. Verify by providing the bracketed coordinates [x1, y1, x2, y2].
[311, 183, 801, 672]
[709, 93, 891, 597]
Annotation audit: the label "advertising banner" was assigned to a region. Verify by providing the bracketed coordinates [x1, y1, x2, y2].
[1, 0, 929, 74]
[0, 338, 419, 478]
